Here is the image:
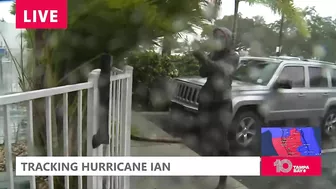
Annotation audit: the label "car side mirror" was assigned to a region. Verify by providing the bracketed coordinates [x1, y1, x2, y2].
[273, 80, 292, 89]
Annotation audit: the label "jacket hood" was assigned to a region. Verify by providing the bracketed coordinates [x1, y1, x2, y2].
[213, 27, 233, 51]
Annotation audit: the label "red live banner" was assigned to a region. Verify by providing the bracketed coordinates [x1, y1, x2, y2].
[261, 156, 322, 176]
[16, 0, 67, 29]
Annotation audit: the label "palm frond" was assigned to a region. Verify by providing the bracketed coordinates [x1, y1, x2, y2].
[245, 0, 309, 37]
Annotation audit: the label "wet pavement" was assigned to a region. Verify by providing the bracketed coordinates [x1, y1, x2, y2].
[142, 112, 336, 152]
[131, 112, 248, 189]
[141, 111, 336, 189]
[131, 141, 248, 189]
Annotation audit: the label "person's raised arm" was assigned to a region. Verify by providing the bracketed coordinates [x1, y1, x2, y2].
[192, 51, 213, 77]
[193, 50, 239, 76]
[199, 64, 210, 77]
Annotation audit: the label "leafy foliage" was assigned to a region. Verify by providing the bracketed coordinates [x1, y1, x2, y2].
[9, 0, 210, 89]
[128, 51, 199, 87]
[6, 4, 211, 188]
[276, 7, 336, 61]
[245, 0, 309, 37]
[202, 15, 278, 55]
[127, 51, 199, 110]
[200, 8, 336, 61]
[128, 51, 178, 88]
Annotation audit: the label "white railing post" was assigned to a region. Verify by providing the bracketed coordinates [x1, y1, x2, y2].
[123, 66, 133, 156]
[86, 69, 101, 189]
[3, 105, 14, 189]
[0, 68, 112, 189]
[27, 100, 36, 189]
[122, 66, 133, 189]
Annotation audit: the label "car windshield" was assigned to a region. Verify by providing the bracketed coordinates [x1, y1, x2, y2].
[232, 60, 279, 85]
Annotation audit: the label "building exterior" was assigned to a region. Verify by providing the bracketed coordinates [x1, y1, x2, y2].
[0, 22, 26, 95]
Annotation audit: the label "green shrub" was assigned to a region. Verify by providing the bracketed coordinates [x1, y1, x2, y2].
[171, 53, 200, 77]
[127, 51, 200, 111]
[127, 50, 200, 86]
[127, 51, 177, 88]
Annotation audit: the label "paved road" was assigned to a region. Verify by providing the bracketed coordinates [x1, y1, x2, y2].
[142, 112, 336, 189]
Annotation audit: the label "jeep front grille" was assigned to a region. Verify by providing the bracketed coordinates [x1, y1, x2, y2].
[175, 82, 200, 104]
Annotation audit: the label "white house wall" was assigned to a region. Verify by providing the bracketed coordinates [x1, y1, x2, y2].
[0, 22, 27, 95]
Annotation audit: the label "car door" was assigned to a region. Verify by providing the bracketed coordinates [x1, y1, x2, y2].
[305, 66, 329, 118]
[330, 68, 336, 100]
[269, 65, 307, 120]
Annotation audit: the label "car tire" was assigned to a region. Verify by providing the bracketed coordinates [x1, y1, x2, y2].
[230, 111, 262, 150]
[321, 109, 336, 137]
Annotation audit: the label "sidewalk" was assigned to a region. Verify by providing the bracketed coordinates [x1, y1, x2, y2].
[131, 112, 249, 189]
[322, 136, 336, 150]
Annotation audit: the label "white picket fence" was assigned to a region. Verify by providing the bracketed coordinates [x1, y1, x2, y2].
[0, 66, 133, 189]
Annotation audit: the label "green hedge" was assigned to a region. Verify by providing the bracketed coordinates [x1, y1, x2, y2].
[126, 51, 199, 111]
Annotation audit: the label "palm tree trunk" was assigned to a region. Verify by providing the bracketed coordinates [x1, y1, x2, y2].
[32, 29, 47, 90]
[161, 36, 172, 56]
[34, 30, 44, 60]
[20, 30, 24, 89]
[276, 13, 285, 56]
[232, 0, 240, 49]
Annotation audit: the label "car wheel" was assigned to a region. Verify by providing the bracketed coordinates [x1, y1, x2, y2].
[230, 111, 262, 149]
[321, 109, 336, 137]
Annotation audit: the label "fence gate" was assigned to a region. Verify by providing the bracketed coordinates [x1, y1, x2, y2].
[0, 66, 133, 189]
[87, 66, 133, 189]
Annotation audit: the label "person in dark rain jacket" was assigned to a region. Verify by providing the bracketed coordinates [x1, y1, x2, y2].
[192, 27, 239, 189]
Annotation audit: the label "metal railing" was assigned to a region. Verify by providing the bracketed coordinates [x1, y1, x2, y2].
[0, 66, 133, 189]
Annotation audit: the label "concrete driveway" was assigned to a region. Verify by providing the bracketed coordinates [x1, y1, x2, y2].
[131, 111, 249, 189]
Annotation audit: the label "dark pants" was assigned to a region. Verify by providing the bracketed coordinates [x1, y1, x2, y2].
[196, 100, 232, 188]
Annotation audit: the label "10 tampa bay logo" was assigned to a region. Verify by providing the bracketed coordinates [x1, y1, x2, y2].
[274, 159, 310, 173]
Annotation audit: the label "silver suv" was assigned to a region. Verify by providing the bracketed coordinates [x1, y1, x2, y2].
[170, 56, 336, 148]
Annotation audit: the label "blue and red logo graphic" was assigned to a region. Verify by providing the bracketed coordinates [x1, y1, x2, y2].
[261, 127, 322, 176]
